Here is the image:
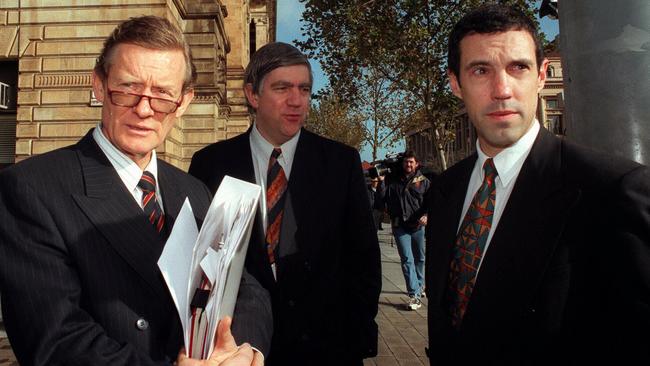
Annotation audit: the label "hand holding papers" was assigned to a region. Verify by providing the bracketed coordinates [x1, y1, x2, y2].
[176, 317, 263, 366]
[159, 176, 261, 359]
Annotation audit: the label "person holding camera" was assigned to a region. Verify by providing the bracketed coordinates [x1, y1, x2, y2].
[378, 150, 431, 310]
[367, 177, 384, 231]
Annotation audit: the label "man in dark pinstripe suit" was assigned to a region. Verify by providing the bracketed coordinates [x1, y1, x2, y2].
[0, 16, 270, 366]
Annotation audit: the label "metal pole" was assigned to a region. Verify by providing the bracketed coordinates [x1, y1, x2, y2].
[559, 0, 650, 165]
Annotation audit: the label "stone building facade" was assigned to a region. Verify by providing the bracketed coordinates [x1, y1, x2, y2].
[0, 0, 275, 171]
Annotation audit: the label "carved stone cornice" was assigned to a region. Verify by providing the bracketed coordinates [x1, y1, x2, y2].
[195, 87, 227, 105]
[173, 0, 228, 17]
[193, 94, 218, 104]
[226, 66, 245, 79]
[35, 73, 91, 88]
[173, 0, 230, 53]
[218, 104, 231, 119]
[250, 14, 268, 25]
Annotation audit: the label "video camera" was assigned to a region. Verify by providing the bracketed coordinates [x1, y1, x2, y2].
[366, 153, 405, 179]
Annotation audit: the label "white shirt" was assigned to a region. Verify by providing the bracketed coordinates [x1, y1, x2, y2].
[249, 123, 300, 232]
[92, 125, 164, 211]
[458, 121, 540, 273]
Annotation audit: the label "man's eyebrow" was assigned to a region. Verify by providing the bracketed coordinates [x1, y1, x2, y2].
[269, 80, 293, 87]
[509, 58, 535, 66]
[269, 80, 312, 89]
[464, 57, 535, 70]
[464, 60, 491, 70]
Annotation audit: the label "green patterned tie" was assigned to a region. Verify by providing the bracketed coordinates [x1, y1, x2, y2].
[447, 158, 498, 328]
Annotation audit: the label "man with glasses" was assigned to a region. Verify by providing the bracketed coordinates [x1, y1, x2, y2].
[0, 16, 270, 366]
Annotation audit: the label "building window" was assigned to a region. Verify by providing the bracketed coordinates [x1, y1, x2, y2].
[0, 82, 9, 109]
[546, 98, 559, 109]
[249, 20, 257, 60]
[546, 115, 563, 135]
[0, 60, 17, 169]
[546, 66, 554, 78]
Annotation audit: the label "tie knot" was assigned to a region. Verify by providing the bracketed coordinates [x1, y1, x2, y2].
[138, 171, 157, 193]
[271, 148, 282, 159]
[483, 158, 498, 180]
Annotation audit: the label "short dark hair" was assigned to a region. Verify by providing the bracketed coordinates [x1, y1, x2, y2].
[94, 16, 196, 92]
[403, 150, 418, 162]
[448, 4, 544, 78]
[243, 42, 312, 111]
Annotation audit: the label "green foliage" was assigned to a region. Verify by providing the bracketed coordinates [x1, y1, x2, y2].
[305, 92, 366, 150]
[297, 0, 542, 169]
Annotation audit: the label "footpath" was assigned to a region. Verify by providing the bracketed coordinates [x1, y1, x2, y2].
[364, 226, 428, 366]
[0, 226, 428, 366]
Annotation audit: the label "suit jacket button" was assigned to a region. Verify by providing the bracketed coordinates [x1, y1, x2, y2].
[136, 318, 149, 331]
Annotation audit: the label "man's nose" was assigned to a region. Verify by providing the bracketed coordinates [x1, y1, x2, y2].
[492, 71, 513, 100]
[134, 96, 155, 117]
[287, 87, 303, 106]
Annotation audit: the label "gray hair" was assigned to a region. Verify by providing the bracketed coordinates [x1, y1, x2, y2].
[94, 16, 196, 92]
[244, 42, 313, 111]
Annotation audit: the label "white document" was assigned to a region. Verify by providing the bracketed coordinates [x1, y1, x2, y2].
[158, 175, 261, 359]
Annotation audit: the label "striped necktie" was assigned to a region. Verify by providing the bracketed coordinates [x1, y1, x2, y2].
[447, 158, 498, 328]
[138, 171, 165, 234]
[265, 148, 288, 266]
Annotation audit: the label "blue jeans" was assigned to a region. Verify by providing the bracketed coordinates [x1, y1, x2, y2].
[393, 225, 425, 297]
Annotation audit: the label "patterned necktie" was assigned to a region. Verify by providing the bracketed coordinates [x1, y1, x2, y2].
[138, 171, 165, 234]
[447, 158, 498, 328]
[265, 148, 288, 265]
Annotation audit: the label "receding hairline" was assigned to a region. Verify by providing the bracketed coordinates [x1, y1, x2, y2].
[94, 16, 196, 92]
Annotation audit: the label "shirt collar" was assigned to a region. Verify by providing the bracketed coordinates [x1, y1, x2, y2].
[250, 122, 300, 172]
[475, 120, 540, 187]
[92, 124, 159, 192]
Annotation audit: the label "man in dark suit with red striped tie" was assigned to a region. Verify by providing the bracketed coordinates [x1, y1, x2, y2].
[0, 16, 270, 366]
[189, 42, 382, 365]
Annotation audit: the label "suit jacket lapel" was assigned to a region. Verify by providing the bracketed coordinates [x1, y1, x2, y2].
[229, 130, 276, 285]
[226, 130, 257, 183]
[158, 163, 185, 234]
[428, 155, 476, 306]
[71, 131, 170, 302]
[464, 128, 580, 328]
[286, 130, 321, 260]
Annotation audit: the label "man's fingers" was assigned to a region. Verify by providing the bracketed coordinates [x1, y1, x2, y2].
[210, 316, 238, 361]
[224, 344, 254, 366]
[252, 349, 264, 366]
[176, 347, 200, 366]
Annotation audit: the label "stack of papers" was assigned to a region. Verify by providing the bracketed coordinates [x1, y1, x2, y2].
[158, 176, 261, 359]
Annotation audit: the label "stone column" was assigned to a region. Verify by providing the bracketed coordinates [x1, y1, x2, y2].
[560, 0, 650, 164]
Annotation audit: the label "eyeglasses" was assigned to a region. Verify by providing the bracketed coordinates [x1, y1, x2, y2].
[107, 89, 182, 114]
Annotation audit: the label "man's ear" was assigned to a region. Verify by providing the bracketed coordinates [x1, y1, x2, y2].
[91, 71, 106, 103]
[244, 83, 259, 109]
[448, 70, 463, 99]
[174, 89, 195, 118]
[537, 58, 550, 92]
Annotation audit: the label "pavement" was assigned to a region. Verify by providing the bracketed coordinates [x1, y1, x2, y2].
[0, 226, 428, 366]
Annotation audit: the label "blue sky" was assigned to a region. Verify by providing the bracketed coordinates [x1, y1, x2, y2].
[275, 0, 559, 162]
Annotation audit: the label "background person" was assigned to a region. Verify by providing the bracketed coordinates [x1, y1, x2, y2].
[367, 177, 384, 231]
[378, 151, 431, 310]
